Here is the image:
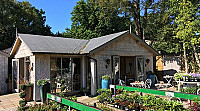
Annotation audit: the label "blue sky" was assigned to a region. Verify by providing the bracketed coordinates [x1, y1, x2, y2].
[18, 0, 80, 34]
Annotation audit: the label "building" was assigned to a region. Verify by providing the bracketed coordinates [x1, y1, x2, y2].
[0, 50, 9, 94]
[10, 30, 158, 101]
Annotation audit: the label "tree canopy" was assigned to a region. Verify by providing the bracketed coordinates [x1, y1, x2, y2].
[0, 0, 52, 50]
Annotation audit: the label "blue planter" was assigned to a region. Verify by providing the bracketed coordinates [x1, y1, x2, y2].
[148, 75, 155, 87]
[102, 79, 110, 89]
[39, 83, 50, 103]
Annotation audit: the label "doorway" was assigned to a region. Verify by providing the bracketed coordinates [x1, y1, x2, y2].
[12, 59, 19, 92]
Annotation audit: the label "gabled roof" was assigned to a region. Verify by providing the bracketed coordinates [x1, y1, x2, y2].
[18, 34, 88, 54]
[82, 30, 129, 53]
[10, 30, 159, 56]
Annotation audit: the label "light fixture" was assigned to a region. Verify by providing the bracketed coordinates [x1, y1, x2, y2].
[105, 59, 110, 69]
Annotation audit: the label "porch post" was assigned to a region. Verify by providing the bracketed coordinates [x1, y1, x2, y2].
[90, 59, 97, 95]
[81, 56, 86, 88]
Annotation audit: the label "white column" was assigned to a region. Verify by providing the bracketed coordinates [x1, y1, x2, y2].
[90, 59, 96, 95]
[81, 56, 86, 88]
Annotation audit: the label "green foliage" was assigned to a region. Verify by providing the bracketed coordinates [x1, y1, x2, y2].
[64, 0, 129, 39]
[20, 84, 26, 91]
[61, 85, 66, 92]
[180, 87, 200, 94]
[37, 79, 49, 86]
[19, 92, 26, 98]
[19, 99, 27, 107]
[59, 92, 65, 97]
[0, 0, 52, 50]
[102, 75, 110, 80]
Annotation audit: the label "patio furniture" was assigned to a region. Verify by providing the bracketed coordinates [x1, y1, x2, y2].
[119, 79, 126, 86]
[163, 75, 174, 84]
[144, 79, 151, 88]
[130, 81, 144, 88]
[155, 75, 172, 88]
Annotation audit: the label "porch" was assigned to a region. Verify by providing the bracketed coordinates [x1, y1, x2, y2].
[111, 56, 150, 86]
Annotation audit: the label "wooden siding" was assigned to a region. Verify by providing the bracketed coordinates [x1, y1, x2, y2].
[89, 34, 154, 89]
[0, 53, 8, 94]
[14, 41, 33, 59]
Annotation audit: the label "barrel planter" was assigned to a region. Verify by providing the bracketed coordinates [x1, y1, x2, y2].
[148, 75, 155, 87]
[102, 79, 110, 89]
[25, 86, 33, 101]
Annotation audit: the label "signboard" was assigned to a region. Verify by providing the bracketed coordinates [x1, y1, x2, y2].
[165, 92, 174, 97]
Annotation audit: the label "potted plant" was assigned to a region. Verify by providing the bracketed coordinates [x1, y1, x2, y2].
[101, 75, 110, 89]
[37, 78, 50, 103]
[24, 81, 33, 101]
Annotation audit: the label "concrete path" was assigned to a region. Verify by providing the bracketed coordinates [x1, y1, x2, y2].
[0, 93, 20, 111]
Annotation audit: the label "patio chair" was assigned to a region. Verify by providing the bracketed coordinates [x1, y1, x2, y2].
[155, 75, 171, 88]
[144, 79, 152, 88]
[118, 79, 126, 86]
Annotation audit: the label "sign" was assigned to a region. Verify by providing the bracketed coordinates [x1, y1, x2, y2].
[165, 92, 174, 97]
[57, 97, 61, 103]
[51, 95, 55, 100]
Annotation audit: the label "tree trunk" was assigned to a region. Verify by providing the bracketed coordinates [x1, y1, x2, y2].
[183, 42, 188, 73]
[193, 45, 200, 68]
[143, 7, 147, 40]
[134, 0, 142, 38]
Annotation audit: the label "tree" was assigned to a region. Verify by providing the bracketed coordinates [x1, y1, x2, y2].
[0, 0, 52, 50]
[65, 0, 129, 39]
[92, 0, 155, 39]
[169, 0, 200, 72]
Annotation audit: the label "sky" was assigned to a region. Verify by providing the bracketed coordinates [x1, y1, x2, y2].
[18, 0, 80, 34]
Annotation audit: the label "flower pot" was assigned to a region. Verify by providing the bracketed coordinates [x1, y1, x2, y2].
[39, 83, 50, 103]
[25, 86, 33, 101]
[102, 79, 110, 89]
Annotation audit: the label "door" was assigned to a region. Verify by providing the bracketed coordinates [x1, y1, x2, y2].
[12, 59, 19, 92]
[112, 56, 120, 85]
[136, 57, 145, 81]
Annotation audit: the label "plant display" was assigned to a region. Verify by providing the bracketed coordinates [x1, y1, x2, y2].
[174, 72, 200, 81]
[97, 88, 187, 110]
[180, 87, 200, 94]
[102, 75, 110, 80]
[37, 78, 50, 86]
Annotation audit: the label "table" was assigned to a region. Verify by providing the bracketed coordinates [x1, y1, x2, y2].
[177, 81, 200, 92]
[130, 82, 144, 88]
[163, 75, 174, 84]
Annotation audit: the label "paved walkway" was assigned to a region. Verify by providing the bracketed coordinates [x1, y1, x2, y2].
[0, 93, 20, 111]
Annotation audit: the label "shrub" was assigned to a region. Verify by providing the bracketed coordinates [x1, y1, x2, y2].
[19, 92, 26, 98]
[20, 84, 26, 91]
[19, 100, 27, 107]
